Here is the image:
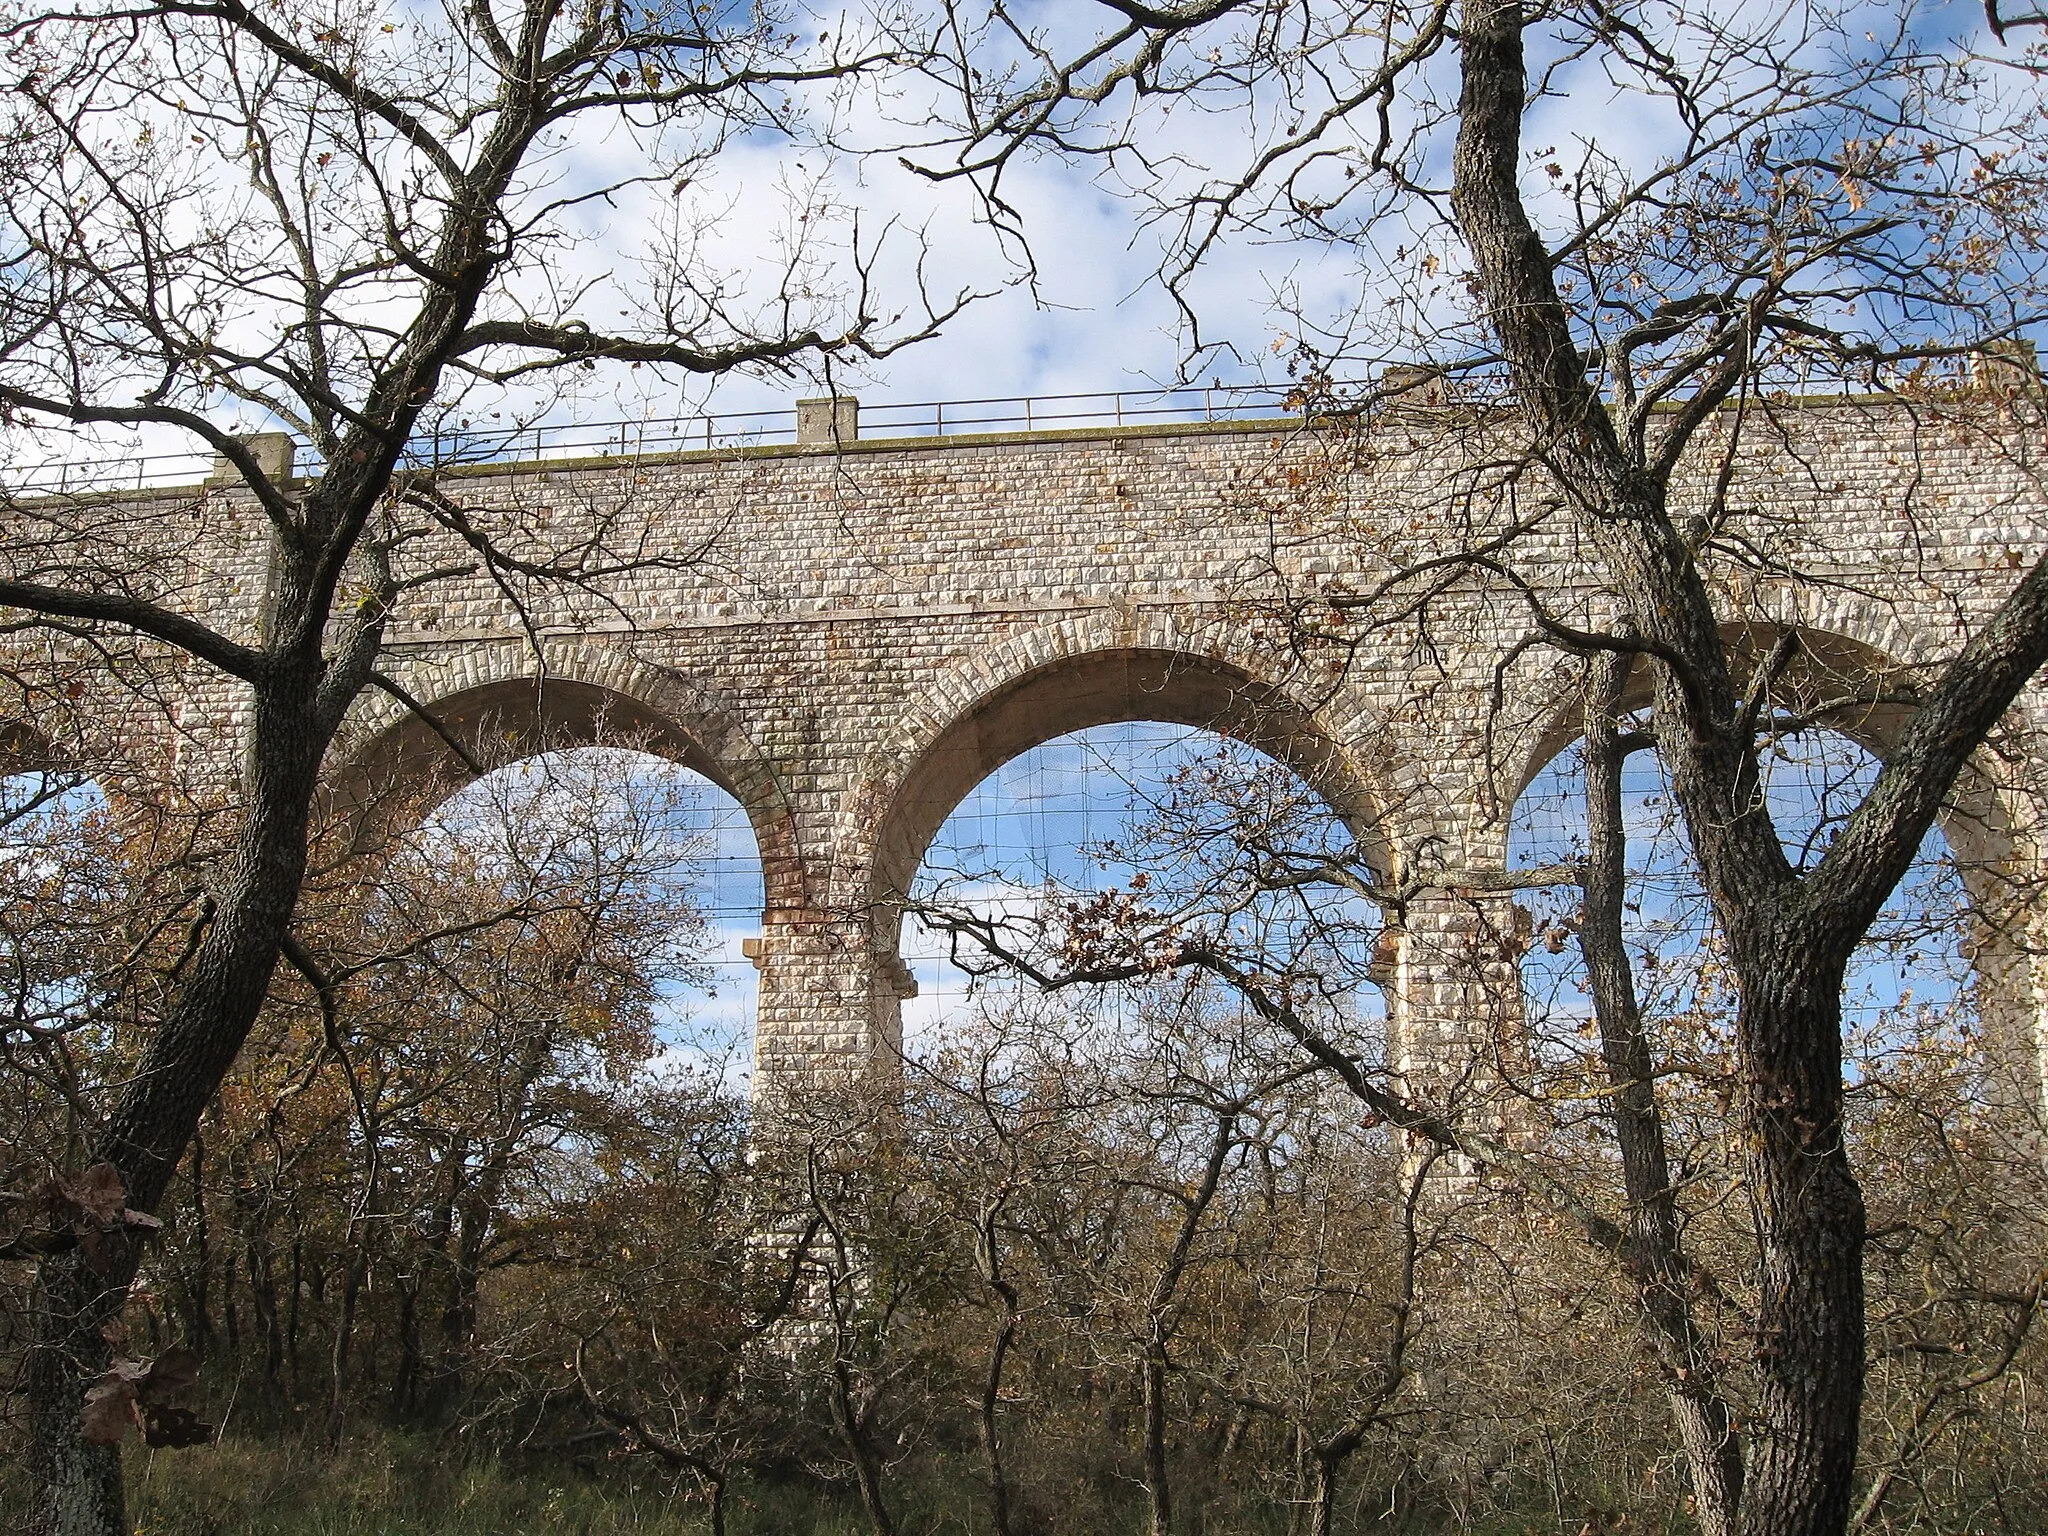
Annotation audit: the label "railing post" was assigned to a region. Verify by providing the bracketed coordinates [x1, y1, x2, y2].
[796, 395, 859, 447]
[205, 432, 296, 487]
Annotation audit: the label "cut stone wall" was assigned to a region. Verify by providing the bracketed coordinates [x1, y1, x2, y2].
[22, 401, 2048, 1111]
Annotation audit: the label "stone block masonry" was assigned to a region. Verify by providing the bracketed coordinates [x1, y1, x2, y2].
[16, 397, 2048, 1118]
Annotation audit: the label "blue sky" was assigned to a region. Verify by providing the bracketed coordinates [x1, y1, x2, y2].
[0, 713, 1978, 1100]
[582, 718, 1973, 1085]
[1510, 729, 1970, 1070]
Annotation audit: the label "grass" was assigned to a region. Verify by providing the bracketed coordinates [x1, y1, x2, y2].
[122, 1431, 772, 1536]
[7, 1426, 1564, 1534]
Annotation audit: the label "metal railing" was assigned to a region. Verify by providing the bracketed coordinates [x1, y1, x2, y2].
[7, 446, 221, 495]
[377, 385, 1309, 468]
[5, 384, 1310, 495]
[0, 359, 1984, 497]
[856, 385, 1303, 438]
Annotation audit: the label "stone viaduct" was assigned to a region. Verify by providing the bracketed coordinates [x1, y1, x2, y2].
[30, 391, 2048, 1115]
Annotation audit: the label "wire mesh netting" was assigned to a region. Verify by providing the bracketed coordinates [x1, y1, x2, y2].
[906, 722, 1383, 1052]
[1509, 726, 1972, 1072]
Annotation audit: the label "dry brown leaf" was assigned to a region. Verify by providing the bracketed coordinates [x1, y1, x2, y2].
[79, 1346, 213, 1449]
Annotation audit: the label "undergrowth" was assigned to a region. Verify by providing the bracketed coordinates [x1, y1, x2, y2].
[109, 1432, 876, 1536]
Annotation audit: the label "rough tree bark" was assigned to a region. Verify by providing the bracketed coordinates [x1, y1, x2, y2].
[1448, 4, 2048, 1530]
[1579, 647, 1743, 1536]
[922, 0, 2048, 1524]
[1, 0, 959, 1524]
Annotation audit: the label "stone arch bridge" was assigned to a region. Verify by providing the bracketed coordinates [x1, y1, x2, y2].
[26, 392, 2048, 1112]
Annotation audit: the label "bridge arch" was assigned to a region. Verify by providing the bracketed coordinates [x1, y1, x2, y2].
[1492, 618, 2047, 1138]
[836, 615, 1411, 1057]
[1496, 620, 2026, 872]
[849, 621, 1400, 910]
[332, 643, 805, 912]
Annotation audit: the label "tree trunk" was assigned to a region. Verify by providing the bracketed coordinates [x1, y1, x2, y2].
[1141, 1343, 1172, 1536]
[829, 1358, 897, 1536]
[25, 1251, 128, 1536]
[1309, 1452, 1339, 1536]
[1732, 963, 1866, 1536]
[1581, 652, 1744, 1536]
[977, 1296, 1020, 1536]
[328, 1247, 367, 1444]
[286, 1232, 304, 1389]
[184, 1127, 214, 1348]
[703, 1468, 729, 1536]
[396, 1273, 423, 1417]
[242, 1197, 283, 1389]
[1448, 5, 1867, 1530]
[27, 649, 336, 1533]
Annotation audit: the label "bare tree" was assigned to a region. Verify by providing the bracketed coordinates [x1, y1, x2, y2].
[916, 5, 2048, 1531]
[0, 0, 968, 1525]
